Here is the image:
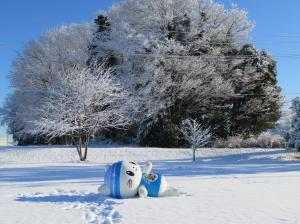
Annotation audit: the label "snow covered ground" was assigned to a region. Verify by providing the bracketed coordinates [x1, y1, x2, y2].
[1, 146, 300, 224]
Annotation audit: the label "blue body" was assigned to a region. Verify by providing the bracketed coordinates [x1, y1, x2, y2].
[140, 173, 162, 197]
[104, 161, 122, 199]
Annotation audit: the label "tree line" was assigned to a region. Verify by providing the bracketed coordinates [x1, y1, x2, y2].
[0, 0, 282, 159]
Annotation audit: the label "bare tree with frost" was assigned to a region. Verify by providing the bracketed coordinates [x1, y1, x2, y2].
[30, 63, 130, 161]
[180, 118, 212, 161]
[1, 24, 93, 144]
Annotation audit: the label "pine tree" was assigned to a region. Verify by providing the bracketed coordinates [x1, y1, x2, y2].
[223, 45, 282, 138]
[88, 15, 115, 65]
[289, 97, 300, 151]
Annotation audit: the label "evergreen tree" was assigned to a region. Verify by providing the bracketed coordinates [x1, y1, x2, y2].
[88, 15, 114, 65]
[223, 45, 282, 138]
[289, 97, 300, 151]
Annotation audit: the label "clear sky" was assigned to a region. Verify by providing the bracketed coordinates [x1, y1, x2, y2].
[0, 0, 300, 138]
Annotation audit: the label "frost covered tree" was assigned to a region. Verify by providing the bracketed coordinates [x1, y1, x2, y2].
[180, 118, 211, 161]
[220, 46, 282, 137]
[1, 24, 93, 144]
[289, 97, 300, 151]
[90, 0, 282, 146]
[30, 64, 130, 161]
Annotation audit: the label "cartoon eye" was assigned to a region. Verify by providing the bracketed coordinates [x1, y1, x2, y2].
[129, 162, 136, 165]
[126, 171, 135, 176]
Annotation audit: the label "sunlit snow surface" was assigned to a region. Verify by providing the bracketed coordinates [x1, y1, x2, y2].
[0, 146, 300, 224]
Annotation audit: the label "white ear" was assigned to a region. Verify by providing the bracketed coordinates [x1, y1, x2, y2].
[138, 185, 148, 198]
[98, 184, 110, 196]
[142, 161, 152, 174]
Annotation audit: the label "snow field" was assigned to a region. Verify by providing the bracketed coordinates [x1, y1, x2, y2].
[0, 147, 300, 224]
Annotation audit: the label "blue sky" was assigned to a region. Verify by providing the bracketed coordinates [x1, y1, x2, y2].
[0, 0, 300, 137]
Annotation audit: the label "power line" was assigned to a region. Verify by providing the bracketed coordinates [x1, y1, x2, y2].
[1, 33, 300, 49]
[117, 52, 300, 60]
[3, 44, 300, 60]
[123, 28, 300, 37]
[10, 87, 300, 97]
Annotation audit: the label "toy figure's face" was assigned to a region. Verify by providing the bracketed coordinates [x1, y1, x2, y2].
[119, 161, 142, 198]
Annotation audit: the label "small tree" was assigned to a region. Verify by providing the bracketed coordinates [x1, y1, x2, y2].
[180, 118, 212, 161]
[289, 97, 300, 151]
[30, 63, 129, 161]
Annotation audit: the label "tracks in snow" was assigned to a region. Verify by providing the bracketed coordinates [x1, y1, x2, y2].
[16, 189, 122, 224]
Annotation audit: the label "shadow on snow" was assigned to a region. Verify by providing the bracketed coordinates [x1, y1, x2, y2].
[15, 192, 116, 204]
[152, 149, 300, 177]
[0, 165, 105, 183]
[1, 149, 300, 184]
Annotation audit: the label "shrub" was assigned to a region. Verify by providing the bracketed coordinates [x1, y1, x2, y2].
[241, 137, 257, 148]
[270, 135, 286, 148]
[213, 134, 286, 148]
[257, 135, 271, 148]
[257, 134, 285, 148]
[225, 136, 243, 148]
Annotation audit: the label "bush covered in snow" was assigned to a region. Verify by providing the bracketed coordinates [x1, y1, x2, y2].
[214, 134, 286, 148]
[222, 136, 243, 148]
[241, 137, 258, 148]
[257, 134, 286, 148]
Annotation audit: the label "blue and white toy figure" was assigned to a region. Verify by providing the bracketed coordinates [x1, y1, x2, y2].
[98, 161, 169, 199]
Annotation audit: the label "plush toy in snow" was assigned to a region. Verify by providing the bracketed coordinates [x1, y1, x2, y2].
[98, 161, 169, 199]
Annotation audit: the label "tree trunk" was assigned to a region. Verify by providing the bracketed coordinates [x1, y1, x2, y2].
[71, 133, 91, 162]
[76, 135, 86, 161]
[192, 146, 196, 161]
[77, 146, 85, 161]
[77, 146, 89, 162]
[71, 134, 86, 161]
[82, 141, 89, 161]
[77, 146, 84, 161]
